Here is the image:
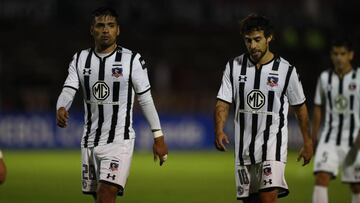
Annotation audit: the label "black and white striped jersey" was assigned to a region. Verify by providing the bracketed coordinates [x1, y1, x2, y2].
[314, 68, 360, 147]
[63, 46, 150, 148]
[217, 54, 306, 165]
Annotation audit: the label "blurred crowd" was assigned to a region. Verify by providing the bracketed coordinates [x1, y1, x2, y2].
[0, 0, 359, 114]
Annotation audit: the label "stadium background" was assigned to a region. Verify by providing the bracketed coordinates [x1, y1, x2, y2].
[0, 0, 358, 202]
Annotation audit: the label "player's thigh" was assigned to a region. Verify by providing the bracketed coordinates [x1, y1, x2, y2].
[96, 139, 135, 192]
[342, 148, 360, 184]
[258, 161, 288, 198]
[314, 143, 339, 177]
[259, 188, 277, 203]
[314, 171, 332, 186]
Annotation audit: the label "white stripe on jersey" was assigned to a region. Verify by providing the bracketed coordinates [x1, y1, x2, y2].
[63, 46, 151, 147]
[314, 68, 360, 147]
[217, 54, 306, 165]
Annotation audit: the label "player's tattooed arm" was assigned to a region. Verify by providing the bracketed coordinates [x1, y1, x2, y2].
[214, 100, 230, 151]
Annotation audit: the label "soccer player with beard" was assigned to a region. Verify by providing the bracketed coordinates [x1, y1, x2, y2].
[56, 7, 168, 203]
[214, 14, 313, 203]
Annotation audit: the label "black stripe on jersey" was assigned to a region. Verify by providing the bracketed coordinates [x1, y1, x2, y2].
[83, 49, 93, 148]
[336, 78, 344, 146]
[276, 65, 294, 161]
[262, 57, 280, 161]
[108, 49, 123, 144]
[137, 87, 151, 95]
[75, 51, 81, 85]
[124, 53, 136, 139]
[324, 70, 333, 143]
[93, 57, 106, 146]
[229, 59, 234, 103]
[238, 55, 247, 165]
[63, 85, 78, 92]
[262, 91, 274, 161]
[349, 95, 354, 146]
[249, 64, 263, 164]
[349, 69, 357, 146]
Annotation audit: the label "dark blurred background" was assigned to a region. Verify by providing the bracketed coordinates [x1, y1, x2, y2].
[0, 0, 359, 114]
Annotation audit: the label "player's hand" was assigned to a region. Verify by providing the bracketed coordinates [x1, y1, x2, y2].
[56, 107, 69, 128]
[297, 140, 313, 166]
[215, 131, 229, 151]
[153, 136, 168, 166]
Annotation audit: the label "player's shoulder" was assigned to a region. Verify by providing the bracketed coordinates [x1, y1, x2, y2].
[277, 56, 292, 67]
[232, 53, 247, 65]
[117, 46, 136, 55]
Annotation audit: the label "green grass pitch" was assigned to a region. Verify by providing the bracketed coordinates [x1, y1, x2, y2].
[0, 150, 350, 203]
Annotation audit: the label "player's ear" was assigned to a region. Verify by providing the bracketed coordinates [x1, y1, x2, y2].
[267, 34, 273, 43]
[90, 26, 94, 36]
[349, 51, 354, 61]
[117, 25, 120, 37]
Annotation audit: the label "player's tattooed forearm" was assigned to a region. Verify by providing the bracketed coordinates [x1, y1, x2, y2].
[215, 102, 229, 132]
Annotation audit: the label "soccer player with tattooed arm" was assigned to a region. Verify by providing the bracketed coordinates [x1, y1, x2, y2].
[214, 14, 313, 203]
[56, 7, 168, 203]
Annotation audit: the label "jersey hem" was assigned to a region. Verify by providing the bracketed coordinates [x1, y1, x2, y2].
[216, 97, 232, 104]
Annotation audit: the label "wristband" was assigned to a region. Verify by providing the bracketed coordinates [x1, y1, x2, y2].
[153, 130, 163, 138]
[0, 150, 3, 159]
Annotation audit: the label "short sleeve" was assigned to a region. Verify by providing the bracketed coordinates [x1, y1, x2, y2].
[286, 67, 306, 106]
[313, 74, 324, 106]
[131, 53, 151, 94]
[63, 53, 80, 90]
[217, 61, 233, 103]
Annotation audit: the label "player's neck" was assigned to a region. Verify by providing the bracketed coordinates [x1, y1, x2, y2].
[95, 43, 117, 54]
[334, 64, 352, 78]
[253, 51, 274, 69]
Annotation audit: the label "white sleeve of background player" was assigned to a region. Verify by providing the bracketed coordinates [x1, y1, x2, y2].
[56, 53, 79, 110]
[137, 91, 163, 137]
[216, 62, 233, 103]
[314, 73, 325, 106]
[286, 67, 306, 106]
[131, 53, 151, 94]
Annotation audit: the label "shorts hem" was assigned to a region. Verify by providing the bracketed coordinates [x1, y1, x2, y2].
[236, 188, 289, 200]
[82, 191, 96, 195]
[313, 170, 336, 179]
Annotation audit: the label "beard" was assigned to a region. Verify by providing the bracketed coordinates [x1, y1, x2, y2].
[249, 49, 266, 63]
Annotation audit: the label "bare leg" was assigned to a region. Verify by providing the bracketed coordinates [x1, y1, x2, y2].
[96, 182, 119, 203]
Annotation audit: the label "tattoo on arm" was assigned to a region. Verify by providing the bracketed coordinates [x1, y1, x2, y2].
[214, 100, 230, 134]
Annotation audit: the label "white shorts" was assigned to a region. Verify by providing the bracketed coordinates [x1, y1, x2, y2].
[235, 161, 289, 200]
[314, 143, 360, 183]
[81, 139, 135, 195]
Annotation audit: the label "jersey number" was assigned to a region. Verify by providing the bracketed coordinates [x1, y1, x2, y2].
[82, 164, 96, 180]
[238, 169, 249, 185]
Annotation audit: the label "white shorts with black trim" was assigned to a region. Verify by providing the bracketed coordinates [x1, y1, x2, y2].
[314, 143, 360, 182]
[235, 160, 289, 200]
[81, 139, 135, 195]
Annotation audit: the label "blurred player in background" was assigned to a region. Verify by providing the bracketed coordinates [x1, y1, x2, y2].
[214, 14, 313, 203]
[0, 149, 6, 184]
[56, 7, 168, 203]
[312, 37, 360, 203]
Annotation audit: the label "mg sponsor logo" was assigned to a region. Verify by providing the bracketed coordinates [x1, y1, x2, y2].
[92, 81, 110, 100]
[247, 90, 265, 110]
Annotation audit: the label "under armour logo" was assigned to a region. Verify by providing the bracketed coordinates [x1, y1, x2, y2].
[239, 76, 247, 82]
[83, 69, 92, 75]
[263, 179, 272, 185]
[106, 173, 116, 180]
